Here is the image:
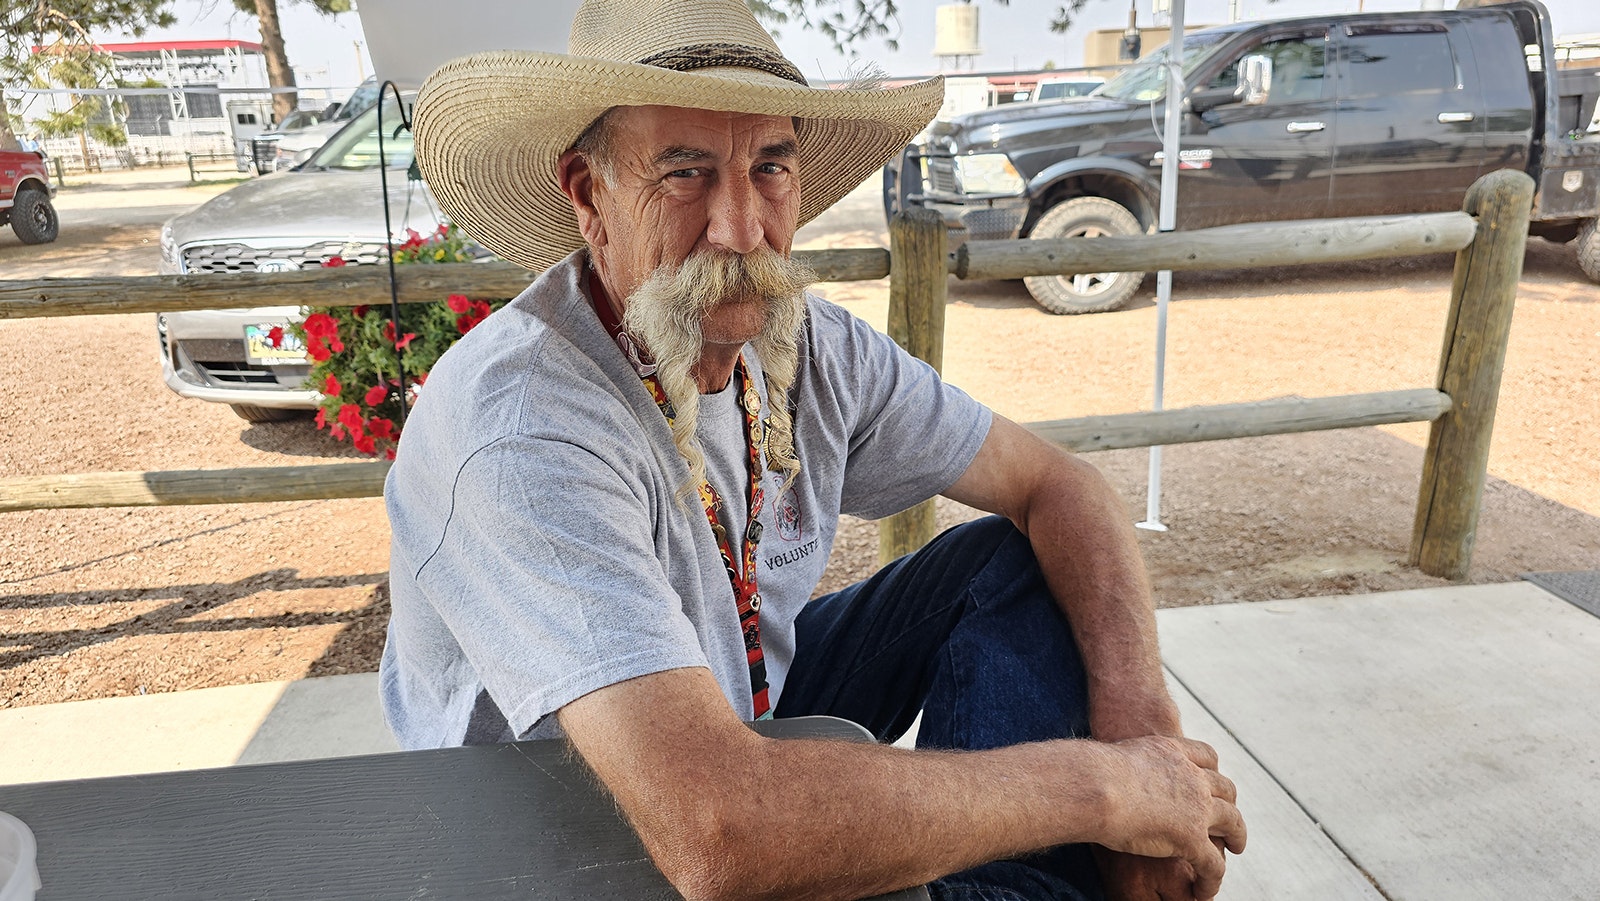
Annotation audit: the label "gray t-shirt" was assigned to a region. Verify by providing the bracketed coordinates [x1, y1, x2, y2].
[380, 251, 992, 747]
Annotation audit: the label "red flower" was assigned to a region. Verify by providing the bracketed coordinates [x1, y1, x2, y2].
[303, 313, 338, 339]
[368, 417, 396, 441]
[314, 408, 327, 429]
[436, 223, 448, 235]
[338, 403, 364, 434]
[456, 314, 474, 334]
[267, 326, 284, 348]
[353, 433, 377, 455]
[323, 373, 342, 396]
[330, 337, 345, 354]
[383, 321, 396, 342]
[306, 337, 331, 362]
[470, 300, 492, 320]
[446, 294, 470, 313]
[385, 448, 397, 461]
[395, 332, 417, 350]
[364, 384, 388, 406]
[330, 424, 346, 442]
[352, 305, 369, 318]
[413, 372, 427, 386]
[323, 256, 347, 268]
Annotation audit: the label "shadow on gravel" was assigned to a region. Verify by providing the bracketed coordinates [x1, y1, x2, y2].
[306, 582, 391, 678]
[0, 569, 388, 671]
[237, 418, 369, 458]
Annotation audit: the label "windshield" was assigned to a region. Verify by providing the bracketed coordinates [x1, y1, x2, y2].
[304, 95, 415, 171]
[336, 78, 382, 121]
[1097, 32, 1233, 102]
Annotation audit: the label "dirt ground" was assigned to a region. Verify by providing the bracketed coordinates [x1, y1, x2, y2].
[1, 168, 1597, 708]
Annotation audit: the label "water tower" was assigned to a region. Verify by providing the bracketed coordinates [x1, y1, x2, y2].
[934, 3, 982, 71]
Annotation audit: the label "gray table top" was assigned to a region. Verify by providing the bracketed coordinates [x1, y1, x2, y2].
[0, 716, 928, 900]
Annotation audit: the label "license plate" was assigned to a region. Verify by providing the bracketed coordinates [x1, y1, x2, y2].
[244, 324, 308, 366]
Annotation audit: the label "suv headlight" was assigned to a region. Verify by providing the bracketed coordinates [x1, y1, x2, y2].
[954, 153, 1025, 195]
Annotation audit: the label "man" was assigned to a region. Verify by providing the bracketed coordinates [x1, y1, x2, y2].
[383, 1, 1246, 898]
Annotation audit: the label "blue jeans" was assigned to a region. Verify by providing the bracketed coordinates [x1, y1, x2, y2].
[776, 516, 1105, 901]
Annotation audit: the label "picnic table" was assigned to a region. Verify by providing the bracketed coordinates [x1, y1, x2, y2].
[0, 716, 927, 900]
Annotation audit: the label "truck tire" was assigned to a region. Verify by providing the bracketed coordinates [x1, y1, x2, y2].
[1578, 218, 1600, 284]
[230, 404, 304, 423]
[10, 187, 59, 245]
[1022, 197, 1144, 314]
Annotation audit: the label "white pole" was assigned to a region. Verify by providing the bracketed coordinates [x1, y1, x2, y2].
[1136, 0, 1185, 533]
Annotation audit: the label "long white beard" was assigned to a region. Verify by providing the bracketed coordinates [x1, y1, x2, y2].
[622, 247, 812, 498]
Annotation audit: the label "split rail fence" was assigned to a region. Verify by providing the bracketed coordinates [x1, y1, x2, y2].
[0, 169, 1536, 581]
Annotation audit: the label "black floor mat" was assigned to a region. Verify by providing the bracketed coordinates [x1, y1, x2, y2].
[1523, 570, 1600, 619]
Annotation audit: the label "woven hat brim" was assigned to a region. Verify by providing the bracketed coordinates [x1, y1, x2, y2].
[414, 51, 944, 272]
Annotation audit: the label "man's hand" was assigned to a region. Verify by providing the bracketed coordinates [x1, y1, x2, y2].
[1091, 735, 1247, 901]
[1094, 849, 1201, 901]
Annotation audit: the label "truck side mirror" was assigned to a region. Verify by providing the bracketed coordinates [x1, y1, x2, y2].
[1237, 55, 1273, 106]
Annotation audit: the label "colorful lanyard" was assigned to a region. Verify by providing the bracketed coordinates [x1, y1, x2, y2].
[589, 274, 773, 719]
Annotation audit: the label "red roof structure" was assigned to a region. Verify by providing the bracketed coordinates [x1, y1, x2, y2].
[93, 39, 265, 54]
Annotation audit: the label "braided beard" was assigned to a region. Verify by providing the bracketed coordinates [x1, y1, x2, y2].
[622, 247, 812, 499]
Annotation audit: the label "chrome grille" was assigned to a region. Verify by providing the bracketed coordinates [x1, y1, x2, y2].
[173, 339, 311, 389]
[924, 157, 959, 194]
[181, 240, 387, 273]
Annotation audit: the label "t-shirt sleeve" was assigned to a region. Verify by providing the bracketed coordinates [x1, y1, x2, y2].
[812, 300, 993, 520]
[411, 433, 710, 737]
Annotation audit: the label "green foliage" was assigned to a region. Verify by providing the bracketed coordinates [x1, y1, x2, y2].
[289, 225, 509, 457]
[22, 42, 128, 147]
[228, 0, 350, 16]
[0, 0, 176, 76]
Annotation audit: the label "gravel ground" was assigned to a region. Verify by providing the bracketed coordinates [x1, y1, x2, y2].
[2, 168, 1597, 708]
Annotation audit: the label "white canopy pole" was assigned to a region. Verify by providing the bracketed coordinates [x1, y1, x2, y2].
[1136, 0, 1185, 533]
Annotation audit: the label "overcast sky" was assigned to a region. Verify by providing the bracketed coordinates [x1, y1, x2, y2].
[100, 0, 1600, 92]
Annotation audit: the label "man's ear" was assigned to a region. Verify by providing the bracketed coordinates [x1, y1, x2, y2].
[557, 149, 607, 248]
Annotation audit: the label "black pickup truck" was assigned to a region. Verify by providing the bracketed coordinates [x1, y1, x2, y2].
[886, 0, 1600, 313]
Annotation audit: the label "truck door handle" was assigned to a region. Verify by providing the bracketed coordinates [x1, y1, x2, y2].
[1286, 121, 1326, 133]
[1438, 111, 1476, 123]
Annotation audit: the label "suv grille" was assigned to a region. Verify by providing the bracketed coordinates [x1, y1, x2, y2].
[181, 240, 387, 273]
[173, 338, 311, 389]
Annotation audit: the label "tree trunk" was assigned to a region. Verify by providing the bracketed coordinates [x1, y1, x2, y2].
[0, 114, 20, 153]
[253, 0, 298, 122]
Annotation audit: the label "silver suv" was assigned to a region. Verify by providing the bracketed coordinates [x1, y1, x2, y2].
[157, 93, 437, 421]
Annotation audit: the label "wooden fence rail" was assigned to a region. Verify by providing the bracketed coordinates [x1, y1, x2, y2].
[0, 170, 1537, 580]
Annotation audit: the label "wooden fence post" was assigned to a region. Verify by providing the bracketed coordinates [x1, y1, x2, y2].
[879, 207, 948, 567]
[1409, 169, 1535, 580]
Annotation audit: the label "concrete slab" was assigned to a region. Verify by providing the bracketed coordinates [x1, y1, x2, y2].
[1166, 675, 1383, 901]
[1158, 582, 1600, 901]
[0, 673, 396, 786]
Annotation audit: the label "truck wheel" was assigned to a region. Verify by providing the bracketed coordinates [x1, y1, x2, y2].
[10, 187, 59, 245]
[1578, 218, 1600, 284]
[1023, 197, 1144, 314]
[230, 404, 303, 423]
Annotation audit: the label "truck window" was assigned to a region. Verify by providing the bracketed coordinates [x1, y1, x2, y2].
[1341, 27, 1460, 97]
[1205, 34, 1328, 104]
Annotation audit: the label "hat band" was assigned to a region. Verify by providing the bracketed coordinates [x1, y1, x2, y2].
[636, 42, 809, 87]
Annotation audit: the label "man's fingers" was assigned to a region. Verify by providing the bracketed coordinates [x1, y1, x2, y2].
[1179, 737, 1219, 771]
[1208, 769, 1237, 804]
[1210, 799, 1248, 855]
[1187, 836, 1226, 901]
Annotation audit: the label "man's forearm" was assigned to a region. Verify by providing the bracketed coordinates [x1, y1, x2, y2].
[562, 669, 1236, 901]
[1017, 451, 1179, 740]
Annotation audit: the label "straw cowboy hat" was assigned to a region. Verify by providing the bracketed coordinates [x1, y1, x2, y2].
[412, 0, 944, 272]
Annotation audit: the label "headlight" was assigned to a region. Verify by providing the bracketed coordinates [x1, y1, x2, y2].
[954, 153, 1025, 195]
